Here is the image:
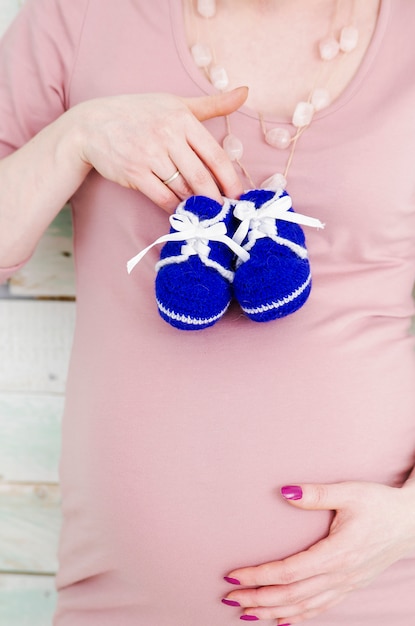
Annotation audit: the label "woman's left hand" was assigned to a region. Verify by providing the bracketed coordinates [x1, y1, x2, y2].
[223, 480, 415, 624]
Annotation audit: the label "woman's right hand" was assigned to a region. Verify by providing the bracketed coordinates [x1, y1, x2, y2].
[0, 88, 247, 268]
[74, 87, 248, 211]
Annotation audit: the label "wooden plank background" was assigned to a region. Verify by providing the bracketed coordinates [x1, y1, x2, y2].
[0, 574, 57, 626]
[9, 208, 75, 299]
[0, 252, 75, 625]
[0, 248, 74, 625]
[0, 244, 74, 624]
[0, 3, 75, 618]
[0, 0, 20, 36]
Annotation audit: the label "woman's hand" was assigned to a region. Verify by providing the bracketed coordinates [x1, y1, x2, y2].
[222, 480, 415, 624]
[0, 87, 247, 268]
[74, 87, 248, 212]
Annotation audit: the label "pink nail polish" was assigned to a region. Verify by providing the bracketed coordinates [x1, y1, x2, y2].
[224, 576, 241, 585]
[222, 598, 241, 607]
[240, 616, 259, 621]
[281, 485, 303, 500]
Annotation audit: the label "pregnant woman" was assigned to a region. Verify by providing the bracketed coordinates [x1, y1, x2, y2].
[1, 1, 415, 624]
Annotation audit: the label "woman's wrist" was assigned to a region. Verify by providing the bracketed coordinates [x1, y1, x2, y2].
[0, 107, 93, 267]
[54, 104, 94, 178]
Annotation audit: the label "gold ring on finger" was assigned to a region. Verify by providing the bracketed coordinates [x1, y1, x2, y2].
[162, 169, 181, 185]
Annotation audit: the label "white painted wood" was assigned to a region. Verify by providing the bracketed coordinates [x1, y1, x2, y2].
[10, 206, 76, 298]
[0, 483, 61, 573]
[0, 574, 56, 626]
[0, 0, 21, 38]
[0, 300, 75, 394]
[0, 282, 10, 298]
[0, 393, 62, 483]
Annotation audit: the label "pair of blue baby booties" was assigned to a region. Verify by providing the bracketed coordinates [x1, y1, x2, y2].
[154, 188, 313, 331]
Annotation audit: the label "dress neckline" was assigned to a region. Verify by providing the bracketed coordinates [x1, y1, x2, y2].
[168, 0, 391, 125]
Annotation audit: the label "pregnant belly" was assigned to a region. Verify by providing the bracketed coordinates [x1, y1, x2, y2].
[57, 329, 415, 624]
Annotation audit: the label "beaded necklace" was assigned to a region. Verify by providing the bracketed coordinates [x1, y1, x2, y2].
[188, 0, 359, 191]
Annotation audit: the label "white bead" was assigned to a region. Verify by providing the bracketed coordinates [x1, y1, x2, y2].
[191, 43, 212, 68]
[209, 64, 229, 90]
[340, 25, 359, 52]
[223, 134, 243, 161]
[265, 127, 291, 150]
[292, 101, 314, 128]
[319, 37, 340, 61]
[311, 87, 331, 111]
[260, 172, 287, 191]
[197, 0, 216, 18]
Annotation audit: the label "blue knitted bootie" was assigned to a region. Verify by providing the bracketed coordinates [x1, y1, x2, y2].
[154, 195, 247, 330]
[232, 188, 319, 322]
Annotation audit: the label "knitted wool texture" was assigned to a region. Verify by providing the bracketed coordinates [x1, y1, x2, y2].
[155, 195, 236, 330]
[233, 189, 312, 322]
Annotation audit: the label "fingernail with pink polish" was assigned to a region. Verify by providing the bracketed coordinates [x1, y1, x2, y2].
[224, 576, 241, 585]
[222, 598, 241, 607]
[281, 485, 303, 500]
[240, 616, 259, 621]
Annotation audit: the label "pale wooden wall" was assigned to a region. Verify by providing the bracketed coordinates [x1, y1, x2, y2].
[0, 4, 75, 624]
[0, 207, 75, 625]
[0, 0, 21, 35]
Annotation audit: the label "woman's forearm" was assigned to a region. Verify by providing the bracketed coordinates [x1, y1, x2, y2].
[0, 106, 92, 267]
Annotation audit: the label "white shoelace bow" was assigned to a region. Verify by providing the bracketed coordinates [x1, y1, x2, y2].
[127, 194, 324, 276]
[233, 194, 325, 248]
[127, 211, 249, 275]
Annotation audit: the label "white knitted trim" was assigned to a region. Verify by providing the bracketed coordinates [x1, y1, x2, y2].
[178, 197, 232, 226]
[156, 299, 230, 326]
[203, 257, 234, 282]
[272, 235, 308, 259]
[241, 273, 311, 315]
[238, 234, 308, 268]
[156, 255, 189, 270]
[155, 254, 235, 283]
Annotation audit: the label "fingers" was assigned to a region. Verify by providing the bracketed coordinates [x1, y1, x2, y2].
[170, 133, 243, 201]
[153, 159, 193, 202]
[222, 578, 345, 623]
[219, 480, 415, 623]
[222, 561, 345, 623]
[224, 573, 328, 609]
[185, 86, 249, 121]
[235, 589, 344, 624]
[142, 116, 244, 207]
[134, 172, 181, 213]
[163, 172, 193, 202]
[131, 161, 224, 214]
[77, 92, 246, 211]
[280, 481, 366, 512]
[179, 88, 248, 200]
[154, 89, 248, 204]
[225, 542, 334, 590]
[151, 125, 244, 206]
[143, 149, 221, 211]
[220, 481, 398, 623]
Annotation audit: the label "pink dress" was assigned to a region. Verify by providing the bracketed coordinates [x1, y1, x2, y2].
[1, 1, 415, 624]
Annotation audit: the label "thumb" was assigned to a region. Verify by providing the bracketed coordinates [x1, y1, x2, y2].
[184, 86, 249, 122]
[280, 482, 353, 511]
